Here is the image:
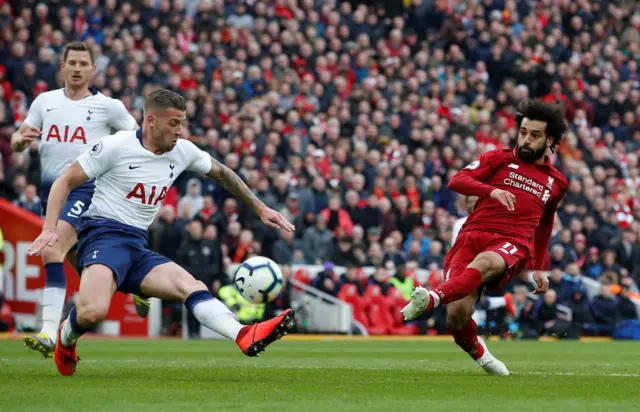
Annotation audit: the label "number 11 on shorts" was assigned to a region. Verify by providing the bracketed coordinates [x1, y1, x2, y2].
[498, 242, 518, 255]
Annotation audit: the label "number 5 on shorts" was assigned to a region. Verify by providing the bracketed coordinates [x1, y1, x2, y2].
[67, 200, 86, 218]
[498, 242, 518, 255]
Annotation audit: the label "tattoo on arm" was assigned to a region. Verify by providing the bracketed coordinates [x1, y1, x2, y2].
[207, 156, 264, 214]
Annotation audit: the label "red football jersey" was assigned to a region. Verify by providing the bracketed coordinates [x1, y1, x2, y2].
[449, 149, 568, 270]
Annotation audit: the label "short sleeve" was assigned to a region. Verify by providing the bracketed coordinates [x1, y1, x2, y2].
[23, 94, 45, 129]
[76, 137, 117, 179]
[182, 140, 212, 174]
[108, 98, 137, 131]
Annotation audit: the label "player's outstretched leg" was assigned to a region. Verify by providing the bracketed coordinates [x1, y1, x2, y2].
[55, 264, 117, 376]
[139, 262, 295, 357]
[401, 251, 507, 320]
[24, 221, 78, 359]
[448, 294, 509, 376]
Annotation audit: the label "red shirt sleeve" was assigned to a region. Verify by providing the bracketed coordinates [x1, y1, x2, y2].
[448, 151, 499, 198]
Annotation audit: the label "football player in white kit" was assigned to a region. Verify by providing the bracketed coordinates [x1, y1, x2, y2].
[450, 195, 479, 247]
[28, 89, 296, 376]
[11, 42, 150, 358]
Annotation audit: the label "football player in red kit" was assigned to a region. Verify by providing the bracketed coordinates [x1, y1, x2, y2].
[402, 100, 568, 376]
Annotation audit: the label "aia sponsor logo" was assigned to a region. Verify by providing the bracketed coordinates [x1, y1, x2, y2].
[126, 184, 168, 205]
[45, 125, 86, 144]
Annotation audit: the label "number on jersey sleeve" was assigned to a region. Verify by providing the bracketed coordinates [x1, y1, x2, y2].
[76, 138, 117, 179]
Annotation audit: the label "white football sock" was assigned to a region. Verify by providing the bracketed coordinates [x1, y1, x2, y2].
[429, 290, 441, 308]
[486, 297, 506, 310]
[192, 298, 244, 341]
[40, 287, 66, 342]
[60, 317, 83, 347]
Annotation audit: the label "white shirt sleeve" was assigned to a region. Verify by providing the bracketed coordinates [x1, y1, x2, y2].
[23, 94, 45, 129]
[108, 98, 137, 131]
[76, 137, 117, 179]
[183, 140, 212, 174]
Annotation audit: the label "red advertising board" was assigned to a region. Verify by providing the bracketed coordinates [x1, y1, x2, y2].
[0, 197, 148, 336]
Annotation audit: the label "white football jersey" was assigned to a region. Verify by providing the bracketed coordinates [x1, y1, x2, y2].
[76, 129, 212, 230]
[451, 216, 467, 247]
[23, 88, 136, 186]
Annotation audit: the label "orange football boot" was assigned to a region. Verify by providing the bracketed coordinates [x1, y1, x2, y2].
[54, 320, 80, 376]
[236, 309, 295, 357]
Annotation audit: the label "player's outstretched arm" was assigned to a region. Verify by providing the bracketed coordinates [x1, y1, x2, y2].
[207, 156, 295, 232]
[11, 123, 42, 153]
[450, 152, 517, 210]
[28, 161, 89, 256]
[528, 187, 565, 294]
[449, 152, 498, 198]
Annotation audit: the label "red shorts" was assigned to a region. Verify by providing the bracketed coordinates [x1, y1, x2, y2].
[443, 230, 530, 293]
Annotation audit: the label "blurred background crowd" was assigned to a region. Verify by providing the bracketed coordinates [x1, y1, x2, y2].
[0, 0, 638, 338]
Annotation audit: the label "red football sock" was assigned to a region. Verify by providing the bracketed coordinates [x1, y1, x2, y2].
[451, 319, 485, 360]
[432, 267, 483, 307]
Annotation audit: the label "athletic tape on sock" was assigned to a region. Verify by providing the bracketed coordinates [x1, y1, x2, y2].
[44, 262, 66, 288]
[69, 307, 90, 335]
[185, 290, 214, 313]
[429, 291, 440, 308]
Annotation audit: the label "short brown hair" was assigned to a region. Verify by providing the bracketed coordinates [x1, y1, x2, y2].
[144, 88, 187, 113]
[62, 42, 95, 64]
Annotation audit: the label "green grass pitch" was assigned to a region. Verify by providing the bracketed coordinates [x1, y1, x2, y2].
[1, 338, 639, 411]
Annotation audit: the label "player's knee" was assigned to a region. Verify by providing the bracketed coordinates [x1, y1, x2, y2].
[41, 244, 65, 264]
[469, 252, 503, 278]
[447, 312, 469, 330]
[76, 302, 109, 326]
[194, 280, 207, 292]
[186, 280, 208, 299]
[447, 303, 473, 330]
[176, 278, 208, 301]
[469, 254, 492, 273]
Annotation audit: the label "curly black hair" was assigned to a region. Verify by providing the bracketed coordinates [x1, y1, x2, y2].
[514, 100, 568, 153]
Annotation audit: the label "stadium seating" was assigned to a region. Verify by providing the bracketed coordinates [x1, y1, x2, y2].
[337, 284, 369, 329]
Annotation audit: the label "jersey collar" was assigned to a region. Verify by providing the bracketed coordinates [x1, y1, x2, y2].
[63, 87, 99, 98]
[512, 148, 552, 167]
[135, 128, 174, 156]
[136, 128, 155, 154]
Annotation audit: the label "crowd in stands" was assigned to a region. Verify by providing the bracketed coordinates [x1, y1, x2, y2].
[0, 0, 639, 337]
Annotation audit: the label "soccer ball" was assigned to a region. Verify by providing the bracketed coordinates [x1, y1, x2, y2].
[234, 256, 284, 303]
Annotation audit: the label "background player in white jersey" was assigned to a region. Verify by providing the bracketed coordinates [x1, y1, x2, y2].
[450, 195, 479, 247]
[10, 42, 150, 358]
[28, 89, 296, 376]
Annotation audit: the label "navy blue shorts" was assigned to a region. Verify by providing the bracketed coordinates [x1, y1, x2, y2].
[77, 218, 171, 296]
[42, 180, 95, 230]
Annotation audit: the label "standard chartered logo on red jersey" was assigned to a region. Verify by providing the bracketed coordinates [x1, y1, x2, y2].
[503, 171, 551, 203]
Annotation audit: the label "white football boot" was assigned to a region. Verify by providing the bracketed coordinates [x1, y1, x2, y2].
[400, 286, 432, 321]
[475, 337, 510, 376]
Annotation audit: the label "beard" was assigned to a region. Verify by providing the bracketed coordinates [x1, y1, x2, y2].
[517, 143, 547, 163]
